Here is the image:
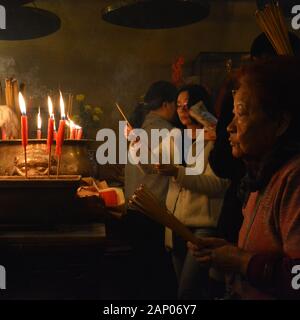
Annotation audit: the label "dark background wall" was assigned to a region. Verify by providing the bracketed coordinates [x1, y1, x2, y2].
[0, 0, 298, 135]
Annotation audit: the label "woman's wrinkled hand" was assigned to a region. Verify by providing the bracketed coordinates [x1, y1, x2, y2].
[187, 238, 253, 274]
[187, 237, 228, 267]
[155, 164, 179, 177]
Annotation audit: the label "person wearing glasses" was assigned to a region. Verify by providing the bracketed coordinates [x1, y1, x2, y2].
[156, 84, 229, 299]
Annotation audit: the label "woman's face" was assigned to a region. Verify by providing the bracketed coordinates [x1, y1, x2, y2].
[227, 81, 280, 160]
[177, 91, 193, 126]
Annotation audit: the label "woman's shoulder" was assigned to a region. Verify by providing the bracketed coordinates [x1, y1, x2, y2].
[269, 153, 300, 194]
[142, 113, 173, 130]
[278, 154, 300, 179]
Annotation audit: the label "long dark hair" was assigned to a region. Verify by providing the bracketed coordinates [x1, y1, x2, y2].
[129, 81, 177, 128]
[177, 84, 213, 115]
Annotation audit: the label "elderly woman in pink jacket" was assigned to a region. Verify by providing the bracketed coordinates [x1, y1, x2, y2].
[188, 57, 300, 300]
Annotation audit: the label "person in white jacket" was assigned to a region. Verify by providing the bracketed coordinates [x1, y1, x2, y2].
[156, 84, 229, 299]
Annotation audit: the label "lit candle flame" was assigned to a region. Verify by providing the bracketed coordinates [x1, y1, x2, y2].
[67, 117, 75, 129]
[19, 92, 26, 115]
[67, 116, 81, 130]
[48, 96, 54, 117]
[59, 91, 65, 119]
[37, 107, 42, 129]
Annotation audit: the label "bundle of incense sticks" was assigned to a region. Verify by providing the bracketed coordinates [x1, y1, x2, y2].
[5, 78, 21, 117]
[255, 2, 294, 56]
[67, 93, 74, 117]
[129, 184, 201, 245]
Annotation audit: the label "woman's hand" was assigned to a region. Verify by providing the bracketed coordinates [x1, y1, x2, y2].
[187, 237, 228, 267]
[187, 238, 253, 274]
[124, 123, 140, 145]
[204, 128, 216, 141]
[123, 123, 133, 139]
[155, 164, 179, 177]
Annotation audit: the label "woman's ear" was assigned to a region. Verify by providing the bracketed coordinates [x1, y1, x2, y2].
[276, 113, 291, 137]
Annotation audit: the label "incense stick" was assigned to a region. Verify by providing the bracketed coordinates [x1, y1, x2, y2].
[115, 102, 131, 127]
[92, 178, 101, 193]
[115, 101, 161, 169]
[56, 157, 61, 178]
[48, 147, 52, 177]
[114, 102, 147, 175]
[24, 147, 28, 179]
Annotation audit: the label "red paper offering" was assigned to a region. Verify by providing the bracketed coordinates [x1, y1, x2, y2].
[99, 190, 118, 207]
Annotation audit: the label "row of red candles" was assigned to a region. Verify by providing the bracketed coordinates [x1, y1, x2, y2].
[1, 122, 82, 141]
[16, 92, 83, 158]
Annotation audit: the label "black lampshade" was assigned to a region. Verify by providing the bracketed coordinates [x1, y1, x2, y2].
[102, 0, 210, 29]
[0, 6, 61, 40]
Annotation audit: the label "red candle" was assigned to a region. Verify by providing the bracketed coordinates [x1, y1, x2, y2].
[55, 92, 66, 157]
[21, 115, 28, 147]
[47, 117, 54, 153]
[70, 128, 76, 139]
[47, 97, 54, 154]
[53, 117, 57, 140]
[55, 119, 65, 156]
[76, 127, 83, 140]
[19, 93, 28, 148]
[37, 107, 42, 139]
[69, 120, 76, 139]
[1, 128, 7, 140]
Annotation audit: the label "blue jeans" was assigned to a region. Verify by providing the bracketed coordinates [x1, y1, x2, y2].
[171, 227, 216, 300]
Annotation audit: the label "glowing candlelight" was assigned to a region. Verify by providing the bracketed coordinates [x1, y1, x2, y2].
[37, 107, 42, 139]
[67, 117, 76, 140]
[46, 96, 54, 176]
[47, 96, 54, 153]
[55, 91, 66, 176]
[53, 118, 57, 140]
[75, 126, 83, 140]
[18, 92, 28, 178]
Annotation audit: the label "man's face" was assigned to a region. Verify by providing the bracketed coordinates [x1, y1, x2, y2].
[227, 81, 279, 160]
